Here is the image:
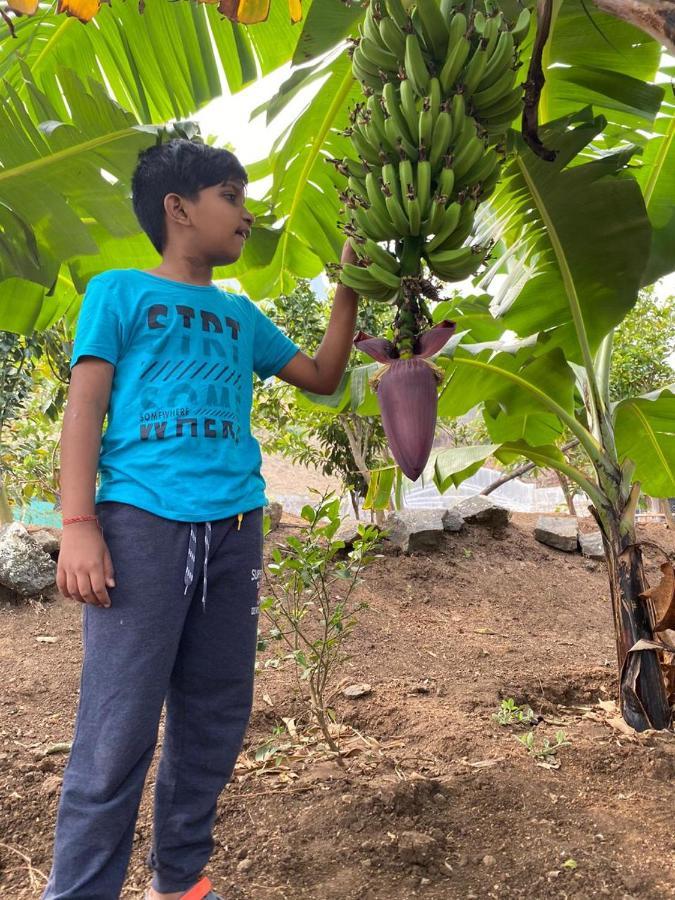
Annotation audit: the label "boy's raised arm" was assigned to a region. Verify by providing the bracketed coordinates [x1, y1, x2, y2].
[58, 358, 116, 608]
[276, 242, 359, 395]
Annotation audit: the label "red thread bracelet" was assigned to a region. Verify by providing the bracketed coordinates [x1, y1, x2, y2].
[62, 515, 100, 527]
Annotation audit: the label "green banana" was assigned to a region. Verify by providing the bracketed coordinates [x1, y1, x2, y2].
[425, 244, 485, 280]
[478, 28, 514, 90]
[511, 7, 531, 45]
[400, 78, 420, 141]
[478, 163, 501, 199]
[426, 200, 462, 251]
[405, 33, 431, 97]
[473, 10, 487, 33]
[453, 127, 486, 180]
[438, 164, 455, 199]
[447, 8, 467, 47]
[367, 261, 403, 291]
[478, 85, 523, 126]
[429, 108, 453, 170]
[471, 64, 517, 112]
[415, 0, 449, 61]
[367, 95, 391, 150]
[461, 40, 490, 95]
[383, 82, 415, 145]
[384, 186, 413, 235]
[340, 263, 397, 301]
[341, 156, 369, 179]
[360, 36, 399, 74]
[384, 115, 419, 160]
[351, 49, 384, 90]
[432, 197, 476, 251]
[350, 125, 383, 166]
[353, 42, 381, 78]
[416, 159, 432, 218]
[378, 15, 407, 58]
[418, 100, 434, 151]
[382, 161, 404, 204]
[481, 12, 502, 56]
[429, 76, 442, 122]
[450, 92, 467, 139]
[384, 0, 410, 31]
[457, 145, 500, 189]
[352, 204, 391, 242]
[427, 193, 449, 234]
[439, 32, 470, 93]
[363, 9, 389, 52]
[405, 189, 422, 235]
[365, 171, 392, 225]
[399, 157, 415, 196]
[348, 175, 367, 202]
[362, 237, 401, 274]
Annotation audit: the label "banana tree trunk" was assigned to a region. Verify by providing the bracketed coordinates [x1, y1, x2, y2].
[595, 504, 672, 730]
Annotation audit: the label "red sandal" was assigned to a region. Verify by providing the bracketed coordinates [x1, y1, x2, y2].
[145, 876, 223, 900]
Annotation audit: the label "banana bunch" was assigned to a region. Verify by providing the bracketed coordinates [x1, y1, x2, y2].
[338, 0, 529, 298]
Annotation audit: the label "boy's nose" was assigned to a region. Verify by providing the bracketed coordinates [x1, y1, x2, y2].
[243, 208, 255, 226]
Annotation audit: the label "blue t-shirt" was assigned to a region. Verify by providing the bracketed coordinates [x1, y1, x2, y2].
[71, 268, 300, 522]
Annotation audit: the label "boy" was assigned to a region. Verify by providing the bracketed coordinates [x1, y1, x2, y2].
[43, 139, 359, 900]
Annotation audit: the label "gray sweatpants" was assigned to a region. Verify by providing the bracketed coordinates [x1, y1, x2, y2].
[42, 501, 263, 899]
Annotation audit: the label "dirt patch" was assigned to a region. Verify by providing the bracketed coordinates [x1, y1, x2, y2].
[1, 515, 673, 899]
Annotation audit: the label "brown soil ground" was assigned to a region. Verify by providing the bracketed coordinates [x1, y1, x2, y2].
[1, 512, 674, 900]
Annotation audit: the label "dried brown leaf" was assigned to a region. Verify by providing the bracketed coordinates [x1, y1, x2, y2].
[639, 562, 675, 631]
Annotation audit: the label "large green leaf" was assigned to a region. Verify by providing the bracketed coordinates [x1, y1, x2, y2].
[475, 114, 652, 363]
[0, 65, 160, 284]
[0, 0, 310, 120]
[542, 0, 663, 129]
[614, 385, 675, 497]
[637, 93, 675, 284]
[291, 0, 364, 65]
[231, 53, 361, 298]
[432, 443, 500, 492]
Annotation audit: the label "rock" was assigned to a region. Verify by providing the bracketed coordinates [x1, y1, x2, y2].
[482, 854, 497, 866]
[0, 523, 57, 596]
[534, 516, 578, 553]
[237, 857, 253, 873]
[397, 831, 438, 866]
[384, 510, 445, 554]
[453, 496, 510, 529]
[334, 518, 363, 549]
[40, 775, 62, 797]
[441, 509, 464, 533]
[264, 502, 283, 531]
[579, 530, 605, 561]
[343, 682, 372, 699]
[27, 527, 61, 557]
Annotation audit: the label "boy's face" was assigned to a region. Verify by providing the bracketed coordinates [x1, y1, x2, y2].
[175, 180, 254, 265]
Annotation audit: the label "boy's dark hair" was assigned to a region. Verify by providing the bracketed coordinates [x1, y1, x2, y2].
[131, 139, 248, 253]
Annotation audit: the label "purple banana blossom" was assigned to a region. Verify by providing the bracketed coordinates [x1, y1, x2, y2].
[354, 321, 456, 481]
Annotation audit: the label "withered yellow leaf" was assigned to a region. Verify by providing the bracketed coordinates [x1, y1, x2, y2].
[218, 0, 301, 23]
[640, 562, 675, 632]
[8, 0, 39, 14]
[58, 0, 101, 22]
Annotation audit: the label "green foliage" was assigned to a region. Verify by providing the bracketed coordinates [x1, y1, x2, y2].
[517, 729, 571, 766]
[493, 698, 537, 726]
[0, 325, 70, 508]
[259, 492, 382, 749]
[610, 290, 675, 402]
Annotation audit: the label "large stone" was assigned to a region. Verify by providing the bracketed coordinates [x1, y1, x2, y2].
[264, 501, 283, 531]
[453, 495, 510, 529]
[384, 509, 445, 554]
[27, 527, 61, 557]
[534, 516, 578, 553]
[397, 831, 438, 866]
[0, 523, 57, 596]
[334, 518, 362, 549]
[579, 531, 605, 561]
[441, 508, 464, 533]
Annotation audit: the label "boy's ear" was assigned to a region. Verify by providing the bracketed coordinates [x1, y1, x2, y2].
[163, 192, 191, 228]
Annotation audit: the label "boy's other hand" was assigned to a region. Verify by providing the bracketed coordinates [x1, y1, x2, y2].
[57, 523, 116, 608]
[341, 239, 359, 267]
